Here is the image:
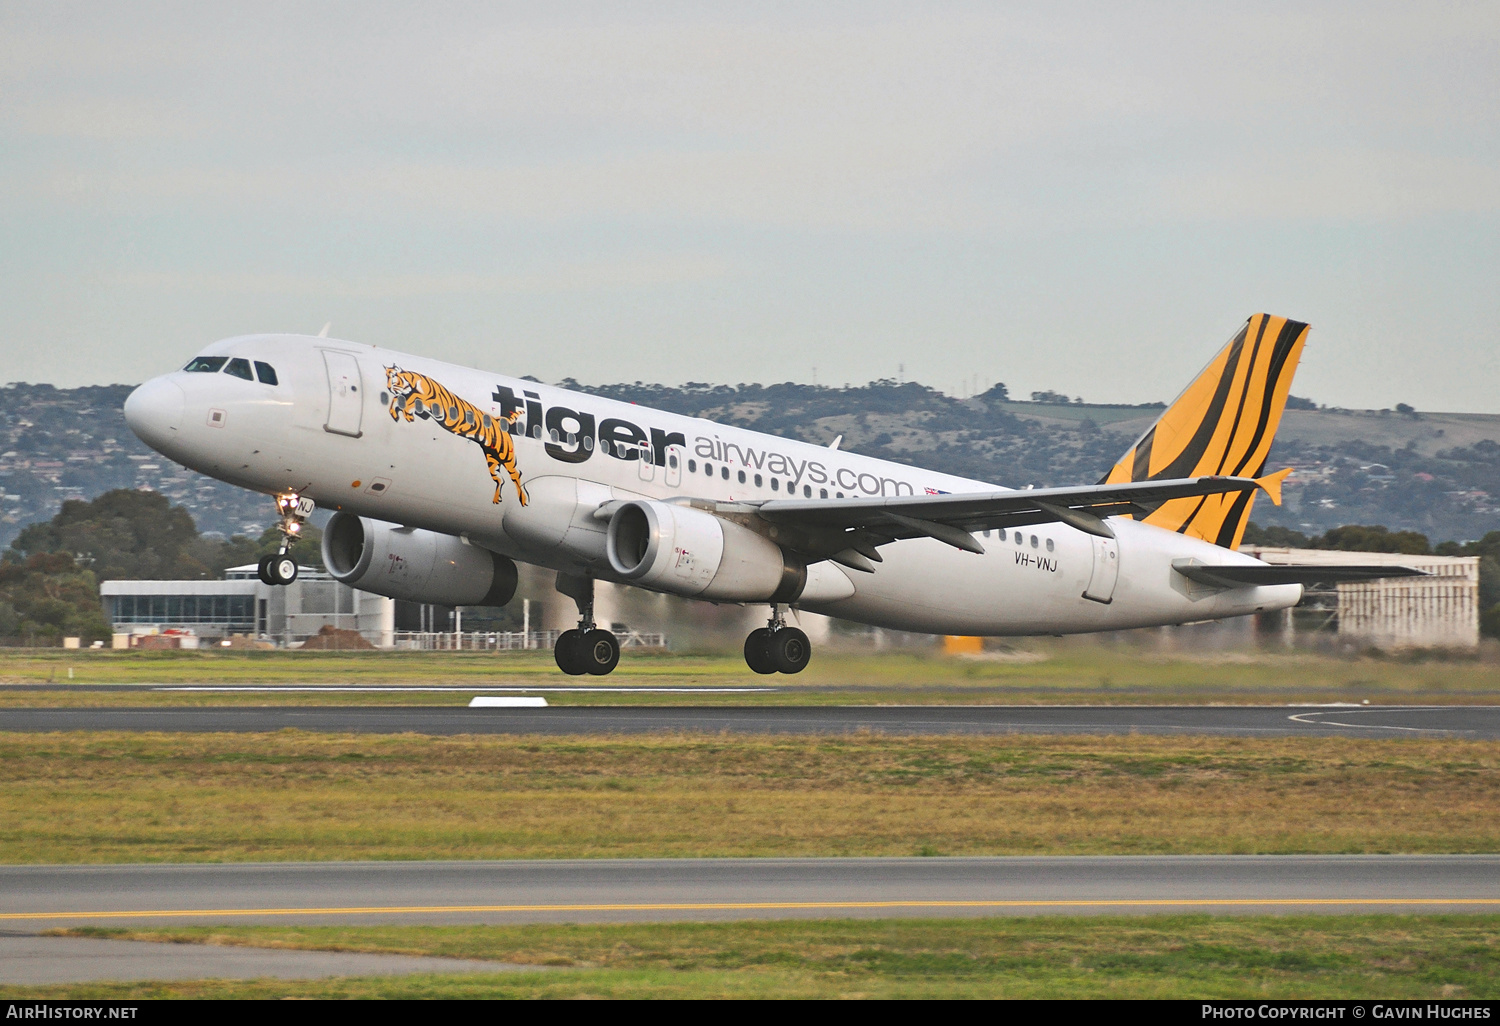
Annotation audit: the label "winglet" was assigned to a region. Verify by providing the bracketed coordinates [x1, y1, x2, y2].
[318, 322, 332, 338]
[1255, 467, 1293, 506]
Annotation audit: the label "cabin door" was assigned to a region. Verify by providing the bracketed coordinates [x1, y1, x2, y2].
[322, 350, 364, 437]
[1083, 535, 1119, 604]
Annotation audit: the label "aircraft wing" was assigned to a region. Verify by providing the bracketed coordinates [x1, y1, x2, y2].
[746, 476, 1268, 568]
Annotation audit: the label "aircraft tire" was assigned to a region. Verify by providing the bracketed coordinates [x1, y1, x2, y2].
[554, 629, 587, 675]
[256, 555, 275, 586]
[744, 628, 777, 674]
[580, 629, 620, 676]
[268, 555, 298, 586]
[769, 627, 811, 675]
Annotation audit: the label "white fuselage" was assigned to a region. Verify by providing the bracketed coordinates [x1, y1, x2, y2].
[124, 334, 1301, 635]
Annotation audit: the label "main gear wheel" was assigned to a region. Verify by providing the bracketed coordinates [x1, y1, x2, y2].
[743, 625, 810, 674]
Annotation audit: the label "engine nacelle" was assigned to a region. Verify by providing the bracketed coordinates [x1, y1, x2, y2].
[606, 500, 805, 602]
[322, 512, 518, 606]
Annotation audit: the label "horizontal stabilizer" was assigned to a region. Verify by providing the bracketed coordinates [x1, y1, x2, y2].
[1256, 467, 1293, 507]
[1172, 559, 1429, 588]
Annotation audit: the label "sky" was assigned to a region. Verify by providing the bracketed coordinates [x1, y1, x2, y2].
[2, 2, 1498, 411]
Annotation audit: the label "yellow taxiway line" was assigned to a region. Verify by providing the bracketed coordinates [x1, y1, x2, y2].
[5, 897, 1500, 921]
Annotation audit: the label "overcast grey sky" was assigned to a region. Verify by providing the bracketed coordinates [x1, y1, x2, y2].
[2, 2, 1497, 410]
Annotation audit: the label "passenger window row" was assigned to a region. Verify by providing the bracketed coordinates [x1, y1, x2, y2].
[670, 459, 1062, 549]
[685, 458, 834, 498]
[183, 356, 278, 385]
[980, 528, 1055, 552]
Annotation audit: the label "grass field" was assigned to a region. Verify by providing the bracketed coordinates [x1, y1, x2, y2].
[2, 731, 1495, 862]
[11, 915, 1496, 998]
[3, 645, 1498, 706]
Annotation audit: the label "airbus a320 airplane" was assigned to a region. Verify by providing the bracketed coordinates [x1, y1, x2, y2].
[122, 313, 1417, 675]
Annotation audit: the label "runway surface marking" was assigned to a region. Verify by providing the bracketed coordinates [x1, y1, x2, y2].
[7, 898, 1499, 921]
[1287, 706, 1467, 733]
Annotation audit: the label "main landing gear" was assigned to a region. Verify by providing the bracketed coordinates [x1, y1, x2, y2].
[553, 573, 620, 676]
[257, 491, 314, 587]
[744, 606, 810, 675]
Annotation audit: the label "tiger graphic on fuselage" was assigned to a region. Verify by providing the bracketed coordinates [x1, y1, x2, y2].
[384, 366, 528, 506]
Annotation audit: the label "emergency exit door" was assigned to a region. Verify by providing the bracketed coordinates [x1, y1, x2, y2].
[322, 350, 364, 437]
[664, 445, 685, 487]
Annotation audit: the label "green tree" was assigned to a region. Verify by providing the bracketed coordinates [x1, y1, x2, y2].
[13, 489, 213, 579]
[0, 553, 112, 643]
[11, 489, 323, 579]
[1315, 525, 1431, 554]
[1240, 523, 1312, 547]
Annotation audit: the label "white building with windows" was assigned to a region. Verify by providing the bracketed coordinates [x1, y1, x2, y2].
[101, 565, 395, 646]
[1241, 546, 1481, 648]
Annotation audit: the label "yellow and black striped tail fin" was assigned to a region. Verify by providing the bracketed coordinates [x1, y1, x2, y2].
[1100, 313, 1309, 550]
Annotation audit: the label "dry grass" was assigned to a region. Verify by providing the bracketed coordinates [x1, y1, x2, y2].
[24, 915, 1500, 999]
[1, 731, 1495, 862]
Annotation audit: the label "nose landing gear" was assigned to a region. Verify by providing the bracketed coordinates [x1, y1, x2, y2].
[744, 607, 810, 675]
[554, 573, 620, 676]
[257, 491, 314, 587]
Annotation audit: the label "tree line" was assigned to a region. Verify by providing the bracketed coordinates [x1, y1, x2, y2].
[1, 490, 1496, 645]
[0, 489, 320, 644]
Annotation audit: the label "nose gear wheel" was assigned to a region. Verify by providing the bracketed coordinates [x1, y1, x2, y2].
[257, 554, 298, 586]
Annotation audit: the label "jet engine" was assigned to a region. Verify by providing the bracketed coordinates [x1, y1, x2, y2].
[605, 500, 805, 602]
[322, 512, 518, 606]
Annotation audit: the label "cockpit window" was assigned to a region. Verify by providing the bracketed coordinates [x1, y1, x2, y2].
[254, 361, 279, 385]
[184, 356, 227, 373]
[223, 358, 254, 380]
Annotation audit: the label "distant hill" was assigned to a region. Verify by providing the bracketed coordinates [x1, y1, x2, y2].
[0, 383, 267, 550]
[574, 381, 1500, 543]
[4, 380, 1497, 551]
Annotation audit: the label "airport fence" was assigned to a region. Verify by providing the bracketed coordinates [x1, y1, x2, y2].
[389, 630, 667, 651]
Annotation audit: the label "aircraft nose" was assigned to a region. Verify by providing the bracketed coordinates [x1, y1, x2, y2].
[123, 376, 185, 449]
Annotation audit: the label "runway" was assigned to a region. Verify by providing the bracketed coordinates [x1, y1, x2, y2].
[1, 856, 1495, 931]
[2, 703, 1498, 737]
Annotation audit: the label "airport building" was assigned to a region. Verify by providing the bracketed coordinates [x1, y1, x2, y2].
[1241, 546, 1481, 649]
[101, 564, 395, 647]
[98, 549, 1479, 651]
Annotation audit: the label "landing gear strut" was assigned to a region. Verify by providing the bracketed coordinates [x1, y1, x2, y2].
[257, 491, 314, 587]
[553, 573, 620, 676]
[744, 605, 810, 675]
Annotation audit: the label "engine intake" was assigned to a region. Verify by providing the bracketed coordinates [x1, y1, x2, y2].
[606, 500, 804, 602]
[322, 512, 517, 606]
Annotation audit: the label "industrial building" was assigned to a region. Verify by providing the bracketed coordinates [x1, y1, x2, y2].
[1241, 546, 1481, 648]
[101, 564, 394, 647]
